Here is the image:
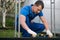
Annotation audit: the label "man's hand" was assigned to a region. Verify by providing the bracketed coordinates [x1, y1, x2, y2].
[46, 30, 53, 38]
[27, 29, 37, 37]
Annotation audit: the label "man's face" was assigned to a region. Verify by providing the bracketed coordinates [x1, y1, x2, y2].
[33, 5, 42, 13]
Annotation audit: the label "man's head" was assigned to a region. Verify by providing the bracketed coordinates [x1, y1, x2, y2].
[32, 0, 44, 13]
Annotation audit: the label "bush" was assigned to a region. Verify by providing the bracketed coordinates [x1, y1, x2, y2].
[6, 17, 14, 27]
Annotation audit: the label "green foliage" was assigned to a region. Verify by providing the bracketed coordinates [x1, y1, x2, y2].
[0, 0, 24, 27]
[6, 17, 14, 27]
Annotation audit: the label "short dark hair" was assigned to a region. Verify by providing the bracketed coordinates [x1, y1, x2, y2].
[35, 0, 44, 9]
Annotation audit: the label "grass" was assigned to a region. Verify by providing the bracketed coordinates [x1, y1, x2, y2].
[0, 29, 22, 38]
[0, 29, 15, 38]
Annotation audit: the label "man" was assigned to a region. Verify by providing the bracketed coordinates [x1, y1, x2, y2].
[20, 0, 53, 37]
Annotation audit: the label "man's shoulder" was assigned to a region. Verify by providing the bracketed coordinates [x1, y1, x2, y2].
[20, 5, 31, 16]
[22, 5, 30, 10]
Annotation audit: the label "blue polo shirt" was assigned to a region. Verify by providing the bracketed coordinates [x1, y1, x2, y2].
[20, 5, 43, 21]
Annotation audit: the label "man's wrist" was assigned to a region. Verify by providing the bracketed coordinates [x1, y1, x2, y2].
[27, 29, 31, 33]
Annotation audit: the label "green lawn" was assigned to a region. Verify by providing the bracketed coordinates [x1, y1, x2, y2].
[0, 29, 15, 38]
[0, 29, 22, 38]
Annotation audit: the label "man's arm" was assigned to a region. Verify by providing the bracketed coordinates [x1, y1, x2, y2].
[40, 16, 53, 38]
[20, 15, 30, 31]
[20, 15, 37, 37]
[39, 16, 49, 30]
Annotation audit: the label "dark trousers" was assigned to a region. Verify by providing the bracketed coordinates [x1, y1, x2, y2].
[16, 16, 45, 37]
